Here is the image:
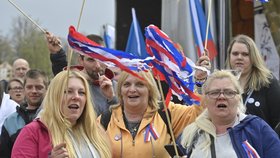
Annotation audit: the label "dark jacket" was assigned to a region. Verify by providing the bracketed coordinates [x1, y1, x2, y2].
[243, 76, 280, 128]
[0, 104, 38, 158]
[50, 49, 68, 76]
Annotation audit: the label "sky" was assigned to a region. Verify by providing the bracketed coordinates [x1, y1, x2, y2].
[0, 0, 115, 39]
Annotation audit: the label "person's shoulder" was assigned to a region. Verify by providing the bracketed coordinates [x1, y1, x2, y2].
[269, 76, 280, 86]
[4, 111, 19, 122]
[23, 119, 47, 132]
[1, 93, 19, 108]
[241, 115, 270, 129]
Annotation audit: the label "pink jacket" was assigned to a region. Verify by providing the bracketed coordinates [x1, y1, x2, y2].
[11, 119, 52, 158]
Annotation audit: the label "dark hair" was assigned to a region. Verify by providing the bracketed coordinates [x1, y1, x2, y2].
[80, 34, 104, 59]
[24, 69, 49, 88]
[86, 34, 104, 45]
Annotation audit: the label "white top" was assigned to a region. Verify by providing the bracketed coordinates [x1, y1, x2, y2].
[190, 113, 247, 158]
[0, 92, 19, 135]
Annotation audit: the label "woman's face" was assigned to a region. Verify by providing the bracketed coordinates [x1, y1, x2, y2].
[229, 42, 252, 76]
[62, 77, 86, 125]
[8, 81, 24, 104]
[121, 75, 149, 109]
[205, 78, 240, 123]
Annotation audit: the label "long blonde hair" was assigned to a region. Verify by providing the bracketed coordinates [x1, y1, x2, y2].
[40, 71, 111, 158]
[111, 70, 161, 114]
[225, 34, 272, 92]
[181, 70, 245, 156]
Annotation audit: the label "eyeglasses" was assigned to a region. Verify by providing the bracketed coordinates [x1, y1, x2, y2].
[206, 89, 238, 99]
[9, 87, 24, 92]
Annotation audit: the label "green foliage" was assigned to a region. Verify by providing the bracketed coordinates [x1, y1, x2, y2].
[0, 33, 15, 63]
[11, 16, 52, 77]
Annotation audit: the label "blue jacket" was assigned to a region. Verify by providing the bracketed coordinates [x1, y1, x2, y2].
[228, 115, 280, 158]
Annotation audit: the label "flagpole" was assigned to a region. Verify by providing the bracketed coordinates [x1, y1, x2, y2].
[155, 76, 179, 158]
[8, 0, 46, 34]
[65, 0, 86, 143]
[66, 0, 86, 71]
[8, 0, 63, 48]
[204, 0, 212, 56]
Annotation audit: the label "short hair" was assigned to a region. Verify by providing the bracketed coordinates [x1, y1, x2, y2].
[86, 34, 104, 45]
[181, 70, 246, 155]
[225, 34, 272, 91]
[7, 78, 23, 91]
[112, 70, 161, 114]
[202, 70, 245, 113]
[24, 69, 49, 88]
[80, 34, 104, 59]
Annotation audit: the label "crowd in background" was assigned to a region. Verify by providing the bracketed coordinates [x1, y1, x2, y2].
[0, 32, 279, 158]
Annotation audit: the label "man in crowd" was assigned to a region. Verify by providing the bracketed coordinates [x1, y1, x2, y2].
[0, 69, 48, 158]
[0, 58, 30, 93]
[12, 58, 30, 79]
[45, 32, 118, 116]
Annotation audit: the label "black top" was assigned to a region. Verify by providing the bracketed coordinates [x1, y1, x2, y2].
[243, 76, 280, 129]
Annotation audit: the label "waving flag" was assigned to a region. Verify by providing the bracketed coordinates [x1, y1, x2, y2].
[125, 8, 148, 58]
[189, 0, 217, 60]
[103, 24, 115, 49]
[245, 0, 269, 3]
[68, 26, 153, 79]
[259, 0, 269, 2]
[145, 24, 201, 105]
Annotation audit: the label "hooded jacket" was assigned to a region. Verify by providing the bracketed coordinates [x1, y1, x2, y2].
[228, 115, 280, 158]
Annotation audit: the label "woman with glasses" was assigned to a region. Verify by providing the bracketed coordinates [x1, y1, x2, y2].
[7, 78, 25, 105]
[180, 70, 280, 158]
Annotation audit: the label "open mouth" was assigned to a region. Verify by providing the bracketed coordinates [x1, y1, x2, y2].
[68, 104, 79, 109]
[235, 63, 244, 67]
[217, 104, 227, 108]
[128, 95, 139, 99]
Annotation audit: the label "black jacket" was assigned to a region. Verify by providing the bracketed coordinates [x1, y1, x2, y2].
[243, 76, 280, 129]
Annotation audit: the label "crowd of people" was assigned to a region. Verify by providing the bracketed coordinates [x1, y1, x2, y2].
[0, 31, 279, 158]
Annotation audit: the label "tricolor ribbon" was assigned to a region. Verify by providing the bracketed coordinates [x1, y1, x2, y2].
[144, 123, 159, 142]
[242, 140, 260, 158]
[245, 0, 269, 3]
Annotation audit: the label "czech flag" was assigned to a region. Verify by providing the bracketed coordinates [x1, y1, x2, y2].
[189, 0, 217, 60]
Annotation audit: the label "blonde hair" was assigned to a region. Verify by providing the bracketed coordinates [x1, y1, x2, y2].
[225, 34, 272, 92]
[40, 71, 111, 158]
[181, 70, 245, 156]
[111, 70, 161, 114]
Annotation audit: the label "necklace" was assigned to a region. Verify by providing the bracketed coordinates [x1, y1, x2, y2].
[123, 113, 141, 139]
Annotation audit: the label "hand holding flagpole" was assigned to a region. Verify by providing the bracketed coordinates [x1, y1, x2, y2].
[8, 0, 63, 48]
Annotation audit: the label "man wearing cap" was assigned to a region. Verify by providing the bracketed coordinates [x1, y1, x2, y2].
[46, 32, 117, 116]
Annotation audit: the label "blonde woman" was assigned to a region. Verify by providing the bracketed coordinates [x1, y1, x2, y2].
[100, 70, 203, 158]
[181, 70, 280, 158]
[225, 34, 280, 128]
[12, 70, 111, 158]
